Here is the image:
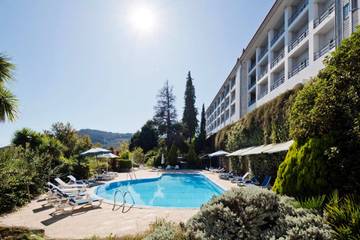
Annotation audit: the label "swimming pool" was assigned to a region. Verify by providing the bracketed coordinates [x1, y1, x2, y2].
[95, 173, 224, 208]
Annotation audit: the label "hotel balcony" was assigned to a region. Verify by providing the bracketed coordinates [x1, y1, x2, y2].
[289, 28, 309, 52]
[288, 0, 309, 26]
[271, 27, 285, 46]
[270, 73, 285, 91]
[271, 50, 285, 68]
[258, 48, 268, 61]
[248, 73, 256, 90]
[314, 2, 335, 28]
[289, 58, 309, 78]
[314, 39, 335, 60]
[258, 89, 268, 100]
[258, 68, 268, 80]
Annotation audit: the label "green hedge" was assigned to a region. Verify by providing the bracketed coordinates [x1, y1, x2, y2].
[117, 159, 133, 171]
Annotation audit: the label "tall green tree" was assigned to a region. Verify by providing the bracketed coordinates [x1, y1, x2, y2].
[0, 54, 18, 122]
[195, 104, 207, 154]
[182, 71, 198, 139]
[154, 80, 177, 148]
[129, 120, 159, 152]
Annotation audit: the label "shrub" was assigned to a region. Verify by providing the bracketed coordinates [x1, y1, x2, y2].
[248, 152, 286, 182]
[324, 192, 360, 239]
[144, 219, 186, 240]
[187, 143, 200, 168]
[117, 159, 132, 171]
[273, 138, 332, 197]
[281, 27, 360, 196]
[167, 144, 178, 166]
[131, 147, 144, 165]
[186, 187, 333, 240]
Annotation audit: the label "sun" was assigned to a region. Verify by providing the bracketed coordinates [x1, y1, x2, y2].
[129, 6, 156, 34]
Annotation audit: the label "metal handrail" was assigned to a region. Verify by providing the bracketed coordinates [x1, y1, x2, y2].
[113, 189, 135, 212]
[271, 28, 285, 46]
[314, 40, 335, 60]
[248, 79, 256, 90]
[314, 2, 335, 28]
[258, 89, 268, 100]
[271, 74, 285, 91]
[271, 50, 285, 68]
[289, 58, 309, 78]
[289, 0, 309, 25]
[289, 28, 309, 52]
[258, 68, 268, 80]
[258, 48, 268, 60]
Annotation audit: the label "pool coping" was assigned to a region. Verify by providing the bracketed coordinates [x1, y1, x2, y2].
[90, 171, 226, 210]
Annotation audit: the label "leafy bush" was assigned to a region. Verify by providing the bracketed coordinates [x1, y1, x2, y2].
[187, 143, 200, 168]
[247, 152, 286, 182]
[325, 192, 360, 239]
[144, 219, 186, 240]
[186, 187, 333, 240]
[0, 226, 45, 240]
[273, 138, 332, 197]
[131, 147, 144, 165]
[117, 159, 132, 171]
[167, 144, 178, 166]
[280, 27, 360, 196]
[295, 195, 327, 211]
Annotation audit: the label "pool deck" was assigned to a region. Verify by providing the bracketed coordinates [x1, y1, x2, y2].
[0, 169, 237, 239]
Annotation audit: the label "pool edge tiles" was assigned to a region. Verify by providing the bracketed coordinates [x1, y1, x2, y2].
[92, 173, 225, 209]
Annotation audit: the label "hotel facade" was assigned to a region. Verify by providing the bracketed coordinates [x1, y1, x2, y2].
[206, 0, 360, 136]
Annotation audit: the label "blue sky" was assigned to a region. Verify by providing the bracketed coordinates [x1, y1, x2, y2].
[0, 0, 274, 146]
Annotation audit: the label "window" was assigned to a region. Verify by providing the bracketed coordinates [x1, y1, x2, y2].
[343, 3, 350, 20]
[352, 0, 358, 9]
[231, 90, 236, 102]
[230, 104, 236, 116]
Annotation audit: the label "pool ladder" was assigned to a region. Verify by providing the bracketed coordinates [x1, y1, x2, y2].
[112, 189, 135, 212]
[127, 171, 137, 180]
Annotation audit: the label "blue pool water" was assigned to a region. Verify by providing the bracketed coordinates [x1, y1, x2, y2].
[95, 173, 224, 208]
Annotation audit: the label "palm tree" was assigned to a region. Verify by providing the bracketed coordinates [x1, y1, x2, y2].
[0, 54, 18, 122]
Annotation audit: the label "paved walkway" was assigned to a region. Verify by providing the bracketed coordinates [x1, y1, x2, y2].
[0, 170, 236, 239]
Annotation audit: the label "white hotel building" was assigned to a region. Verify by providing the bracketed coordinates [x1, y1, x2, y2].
[206, 0, 360, 136]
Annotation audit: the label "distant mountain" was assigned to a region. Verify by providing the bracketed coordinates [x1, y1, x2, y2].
[78, 129, 132, 148]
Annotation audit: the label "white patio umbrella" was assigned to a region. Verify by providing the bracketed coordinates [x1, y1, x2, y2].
[97, 153, 119, 171]
[80, 147, 111, 156]
[80, 148, 111, 172]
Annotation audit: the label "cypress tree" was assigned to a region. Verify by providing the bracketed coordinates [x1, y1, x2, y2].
[182, 71, 198, 140]
[195, 104, 207, 154]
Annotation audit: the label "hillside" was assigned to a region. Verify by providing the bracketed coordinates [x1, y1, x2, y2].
[78, 129, 132, 148]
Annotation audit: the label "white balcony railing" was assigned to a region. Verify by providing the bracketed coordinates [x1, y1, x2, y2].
[270, 74, 285, 91]
[288, 0, 309, 25]
[271, 50, 285, 68]
[258, 68, 268, 80]
[258, 89, 268, 100]
[248, 62, 256, 73]
[271, 27, 285, 46]
[314, 39, 335, 60]
[258, 48, 268, 60]
[314, 2, 335, 28]
[289, 28, 309, 52]
[289, 58, 309, 78]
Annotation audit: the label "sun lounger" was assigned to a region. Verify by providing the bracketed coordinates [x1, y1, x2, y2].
[174, 165, 180, 170]
[55, 177, 86, 189]
[219, 171, 234, 180]
[68, 195, 103, 210]
[67, 175, 96, 187]
[231, 172, 250, 183]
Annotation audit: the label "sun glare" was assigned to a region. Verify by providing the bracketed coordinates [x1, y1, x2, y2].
[129, 6, 156, 34]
